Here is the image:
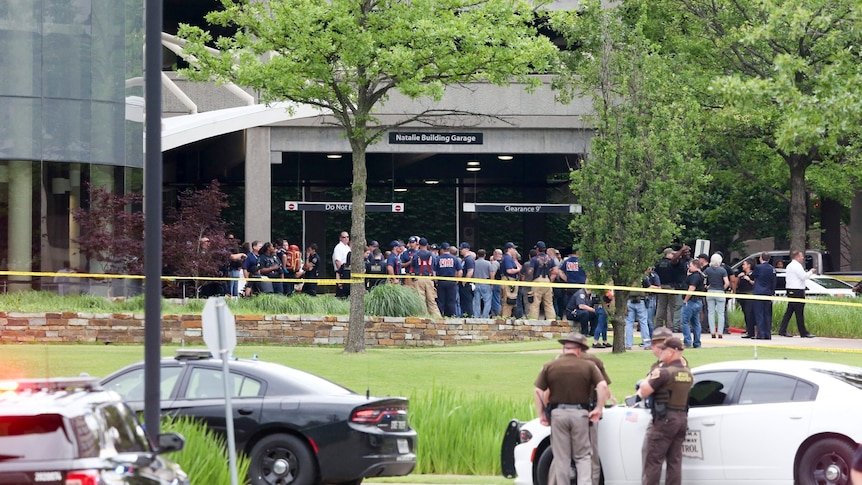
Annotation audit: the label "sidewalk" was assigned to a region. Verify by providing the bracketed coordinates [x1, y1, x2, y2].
[697, 331, 862, 353]
[579, 330, 862, 353]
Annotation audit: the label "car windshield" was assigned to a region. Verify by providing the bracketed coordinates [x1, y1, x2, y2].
[811, 277, 852, 289]
[814, 368, 862, 390]
[0, 415, 76, 460]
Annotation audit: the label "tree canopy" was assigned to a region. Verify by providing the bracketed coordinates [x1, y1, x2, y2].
[645, 0, 862, 252]
[551, 0, 706, 350]
[178, 0, 558, 352]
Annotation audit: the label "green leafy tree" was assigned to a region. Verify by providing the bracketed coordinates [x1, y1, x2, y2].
[665, 0, 862, 252]
[551, 0, 705, 351]
[177, 0, 557, 352]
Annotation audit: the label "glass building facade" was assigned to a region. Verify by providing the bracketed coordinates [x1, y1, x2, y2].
[0, 0, 143, 291]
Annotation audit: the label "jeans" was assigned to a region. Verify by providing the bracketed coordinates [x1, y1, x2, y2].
[706, 290, 726, 334]
[681, 298, 703, 347]
[625, 300, 650, 348]
[593, 305, 608, 343]
[491, 284, 502, 316]
[227, 270, 241, 297]
[646, 296, 657, 336]
[473, 283, 492, 318]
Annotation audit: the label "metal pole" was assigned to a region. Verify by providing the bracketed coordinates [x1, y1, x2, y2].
[143, 0, 164, 441]
[217, 298, 240, 485]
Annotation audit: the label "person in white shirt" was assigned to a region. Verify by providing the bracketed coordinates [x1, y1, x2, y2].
[778, 250, 817, 338]
[332, 231, 352, 297]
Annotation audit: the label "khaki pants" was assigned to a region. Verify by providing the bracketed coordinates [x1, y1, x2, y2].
[413, 277, 441, 317]
[529, 277, 555, 320]
[501, 280, 518, 317]
[550, 407, 592, 485]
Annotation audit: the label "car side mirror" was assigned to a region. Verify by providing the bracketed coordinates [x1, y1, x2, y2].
[157, 432, 185, 454]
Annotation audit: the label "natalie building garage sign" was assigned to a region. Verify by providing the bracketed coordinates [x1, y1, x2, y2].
[389, 132, 483, 145]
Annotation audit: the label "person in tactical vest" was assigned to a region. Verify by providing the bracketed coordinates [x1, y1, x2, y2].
[634, 337, 693, 485]
[412, 238, 441, 317]
[527, 241, 556, 320]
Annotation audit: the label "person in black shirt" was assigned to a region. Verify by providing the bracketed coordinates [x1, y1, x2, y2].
[301, 244, 320, 296]
[680, 259, 705, 348]
[734, 258, 757, 338]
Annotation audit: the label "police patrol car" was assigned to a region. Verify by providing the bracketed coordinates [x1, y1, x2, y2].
[0, 377, 189, 485]
[502, 360, 862, 485]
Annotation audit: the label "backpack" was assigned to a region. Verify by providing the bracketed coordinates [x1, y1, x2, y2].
[285, 245, 302, 272]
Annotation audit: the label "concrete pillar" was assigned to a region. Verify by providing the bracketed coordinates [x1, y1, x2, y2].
[245, 127, 272, 242]
[9, 160, 33, 291]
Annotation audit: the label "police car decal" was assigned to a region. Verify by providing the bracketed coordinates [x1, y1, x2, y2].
[683, 429, 703, 460]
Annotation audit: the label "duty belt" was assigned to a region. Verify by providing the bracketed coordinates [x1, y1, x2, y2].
[551, 403, 590, 410]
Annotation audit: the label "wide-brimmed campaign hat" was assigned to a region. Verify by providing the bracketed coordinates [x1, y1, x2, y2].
[558, 332, 590, 350]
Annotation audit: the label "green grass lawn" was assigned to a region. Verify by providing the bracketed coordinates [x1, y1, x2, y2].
[4, 339, 860, 403]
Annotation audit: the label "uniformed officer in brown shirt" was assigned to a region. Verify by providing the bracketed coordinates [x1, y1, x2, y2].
[635, 337, 693, 485]
[534, 332, 610, 485]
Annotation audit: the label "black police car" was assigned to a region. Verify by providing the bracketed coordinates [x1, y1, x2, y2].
[101, 350, 417, 485]
[0, 377, 189, 485]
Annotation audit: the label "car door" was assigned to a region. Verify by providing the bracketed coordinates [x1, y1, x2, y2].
[719, 370, 817, 481]
[166, 365, 264, 448]
[681, 370, 740, 483]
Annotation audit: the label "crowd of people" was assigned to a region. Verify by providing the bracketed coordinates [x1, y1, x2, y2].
[210, 232, 817, 352]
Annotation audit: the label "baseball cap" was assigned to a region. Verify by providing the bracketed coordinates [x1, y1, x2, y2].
[440, 242, 451, 250]
[662, 337, 684, 351]
[408, 236, 419, 243]
[390, 240, 404, 248]
[369, 240, 379, 248]
[697, 253, 709, 261]
[535, 241, 546, 250]
[430, 243, 439, 250]
[504, 242, 517, 250]
[663, 247, 675, 255]
[459, 242, 470, 249]
[419, 237, 428, 246]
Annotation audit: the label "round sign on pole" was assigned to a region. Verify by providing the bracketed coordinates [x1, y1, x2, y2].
[202, 297, 237, 356]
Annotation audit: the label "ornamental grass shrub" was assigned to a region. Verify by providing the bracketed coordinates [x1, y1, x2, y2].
[364, 283, 427, 317]
[161, 414, 251, 485]
[409, 385, 533, 475]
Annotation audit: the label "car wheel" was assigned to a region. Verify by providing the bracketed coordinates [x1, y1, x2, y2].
[535, 447, 577, 485]
[797, 438, 855, 485]
[249, 433, 316, 485]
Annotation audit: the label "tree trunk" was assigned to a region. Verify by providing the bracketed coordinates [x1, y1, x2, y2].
[611, 289, 628, 353]
[788, 155, 810, 253]
[345, 141, 368, 353]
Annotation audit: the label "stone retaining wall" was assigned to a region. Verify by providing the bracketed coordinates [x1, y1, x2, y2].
[0, 312, 572, 346]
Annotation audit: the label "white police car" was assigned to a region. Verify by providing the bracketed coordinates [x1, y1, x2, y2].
[0, 377, 189, 485]
[501, 360, 862, 485]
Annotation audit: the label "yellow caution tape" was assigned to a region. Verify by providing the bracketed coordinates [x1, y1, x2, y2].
[2, 270, 860, 308]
